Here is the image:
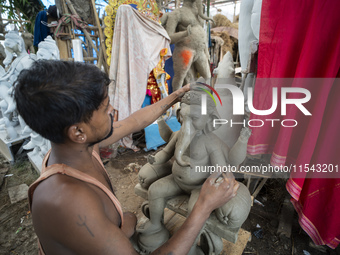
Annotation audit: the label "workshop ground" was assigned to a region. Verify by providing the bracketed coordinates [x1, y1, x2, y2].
[0, 147, 339, 255]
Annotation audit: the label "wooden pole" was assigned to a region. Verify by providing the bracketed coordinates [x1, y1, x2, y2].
[64, 0, 100, 56]
[15, 8, 24, 32]
[207, 0, 210, 17]
[1, 18, 31, 23]
[61, 0, 73, 58]
[67, 57, 99, 61]
[233, 1, 236, 23]
[90, 0, 109, 73]
[97, 46, 104, 69]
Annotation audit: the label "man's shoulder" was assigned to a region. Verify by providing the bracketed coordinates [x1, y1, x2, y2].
[31, 173, 109, 237]
[30, 174, 130, 255]
[32, 173, 102, 216]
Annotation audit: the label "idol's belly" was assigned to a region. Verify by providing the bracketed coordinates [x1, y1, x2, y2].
[172, 161, 210, 192]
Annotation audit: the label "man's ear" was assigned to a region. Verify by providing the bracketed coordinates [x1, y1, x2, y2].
[204, 109, 221, 134]
[67, 124, 87, 143]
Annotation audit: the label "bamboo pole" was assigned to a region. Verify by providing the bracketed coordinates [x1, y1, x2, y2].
[61, 0, 73, 58]
[67, 57, 98, 61]
[90, 0, 109, 73]
[233, 1, 236, 23]
[97, 46, 104, 69]
[15, 8, 24, 32]
[59, 32, 98, 37]
[87, 30, 93, 63]
[207, 0, 210, 17]
[1, 18, 31, 23]
[175, 0, 180, 9]
[64, 0, 100, 56]
[86, 26, 99, 30]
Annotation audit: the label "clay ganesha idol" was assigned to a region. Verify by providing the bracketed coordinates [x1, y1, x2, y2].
[136, 86, 252, 254]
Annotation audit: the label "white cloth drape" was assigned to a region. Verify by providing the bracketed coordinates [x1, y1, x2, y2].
[109, 5, 171, 150]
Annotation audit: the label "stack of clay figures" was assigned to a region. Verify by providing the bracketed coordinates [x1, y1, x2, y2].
[0, 31, 60, 160]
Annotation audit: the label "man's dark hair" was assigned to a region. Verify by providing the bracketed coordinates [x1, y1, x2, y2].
[14, 60, 111, 144]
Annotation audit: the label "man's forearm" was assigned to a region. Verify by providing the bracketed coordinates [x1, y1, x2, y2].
[151, 203, 210, 255]
[128, 91, 180, 134]
[99, 91, 181, 148]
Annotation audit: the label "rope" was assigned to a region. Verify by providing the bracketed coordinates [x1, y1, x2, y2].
[54, 13, 88, 37]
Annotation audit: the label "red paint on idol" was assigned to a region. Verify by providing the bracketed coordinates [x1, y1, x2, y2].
[181, 50, 192, 68]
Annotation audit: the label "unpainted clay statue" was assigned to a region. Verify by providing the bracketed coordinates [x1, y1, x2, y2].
[24, 36, 59, 158]
[213, 51, 235, 81]
[212, 52, 243, 148]
[161, 0, 213, 91]
[0, 43, 5, 72]
[0, 31, 36, 136]
[137, 86, 252, 254]
[0, 116, 18, 140]
[238, 0, 262, 112]
[36, 35, 60, 61]
[21, 32, 35, 54]
[2, 31, 35, 72]
[23, 131, 51, 158]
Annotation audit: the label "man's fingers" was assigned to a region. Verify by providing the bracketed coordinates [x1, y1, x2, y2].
[233, 180, 240, 191]
[206, 172, 238, 200]
[208, 171, 222, 180]
[207, 172, 236, 187]
[232, 181, 240, 197]
[207, 172, 223, 186]
[182, 83, 191, 93]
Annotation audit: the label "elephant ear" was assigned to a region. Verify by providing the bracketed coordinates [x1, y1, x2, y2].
[204, 108, 221, 134]
[176, 107, 182, 124]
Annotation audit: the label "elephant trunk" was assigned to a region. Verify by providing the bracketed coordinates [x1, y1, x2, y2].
[196, 0, 214, 23]
[157, 117, 173, 143]
[174, 117, 196, 167]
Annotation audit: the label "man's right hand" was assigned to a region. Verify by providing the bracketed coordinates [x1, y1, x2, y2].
[196, 172, 239, 216]
[150, 172, 239, 255]
[174, 83, 191, 99]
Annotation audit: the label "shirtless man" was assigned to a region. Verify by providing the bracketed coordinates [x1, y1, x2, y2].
[14, 60, 238, 255]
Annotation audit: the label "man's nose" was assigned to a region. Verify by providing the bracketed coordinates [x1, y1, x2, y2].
[108, 104, 114, 115]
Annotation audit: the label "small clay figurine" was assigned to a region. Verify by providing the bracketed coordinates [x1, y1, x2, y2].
[161, 0, 214, 91]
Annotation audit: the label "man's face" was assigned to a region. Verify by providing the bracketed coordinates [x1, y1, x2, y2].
[87, 96, 114, 147]
[88, 114, 113, 147]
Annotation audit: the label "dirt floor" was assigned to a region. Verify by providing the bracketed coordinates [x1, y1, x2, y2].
[0, 146, 339, 255]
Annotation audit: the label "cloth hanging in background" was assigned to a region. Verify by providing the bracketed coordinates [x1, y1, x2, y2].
[33, 11, 51, 47]
[247, 0, 340, 248]
[108, 5, 171, 150]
